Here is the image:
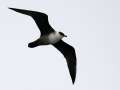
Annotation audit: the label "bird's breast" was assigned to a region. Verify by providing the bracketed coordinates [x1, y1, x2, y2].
[48, 33, 62, 44]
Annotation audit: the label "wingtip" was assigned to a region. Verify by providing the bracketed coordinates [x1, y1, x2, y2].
[72, 78, 75, 84]
[72, 81, 75, 84]
[8, 7, 14, 10]
[8, 7, 33, 16]
[8, 7, 17, 11]
[71, 69, 76, 85]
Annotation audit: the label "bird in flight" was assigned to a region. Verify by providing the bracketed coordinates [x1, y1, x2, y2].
[9, 8, 77, 84]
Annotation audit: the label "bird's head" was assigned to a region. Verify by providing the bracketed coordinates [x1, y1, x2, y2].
[59, 32, 67, 38]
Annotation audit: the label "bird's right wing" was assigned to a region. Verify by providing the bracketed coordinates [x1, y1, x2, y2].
[9, 8, 54, 36]
[52, 40, 77, 84]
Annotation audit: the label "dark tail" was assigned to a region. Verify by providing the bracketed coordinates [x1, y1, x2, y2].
[9, 7, 33, 16]
[28, 40, 40, 48]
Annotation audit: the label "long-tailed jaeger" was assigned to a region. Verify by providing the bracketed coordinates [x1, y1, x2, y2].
[9, 8, 77, 84]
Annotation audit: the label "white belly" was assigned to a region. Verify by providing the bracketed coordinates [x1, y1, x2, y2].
[48, 32, 62, 44]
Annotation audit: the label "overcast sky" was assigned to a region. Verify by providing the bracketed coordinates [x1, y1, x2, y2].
[0, 0, 120, 90]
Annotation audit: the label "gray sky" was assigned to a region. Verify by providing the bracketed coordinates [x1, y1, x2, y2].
[0, 0, 120, 90]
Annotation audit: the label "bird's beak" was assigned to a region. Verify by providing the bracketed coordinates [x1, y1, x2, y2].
[64, 35, 67, 37]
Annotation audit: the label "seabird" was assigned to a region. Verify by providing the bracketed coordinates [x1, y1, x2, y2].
[9, 8, 77, 84]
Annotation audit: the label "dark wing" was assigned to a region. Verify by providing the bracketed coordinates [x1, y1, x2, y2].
[9, 8, 54, 36]
[53, 40, 77, 84]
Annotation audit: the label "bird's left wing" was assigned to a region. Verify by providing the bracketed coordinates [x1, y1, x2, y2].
[9, 8, 54, 35]
[52, 40, 77, 84]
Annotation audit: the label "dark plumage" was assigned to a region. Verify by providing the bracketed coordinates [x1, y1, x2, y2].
[9, 7, 77, 84]
[9, 8, 54, 36]
[53, 40, 76, 84]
